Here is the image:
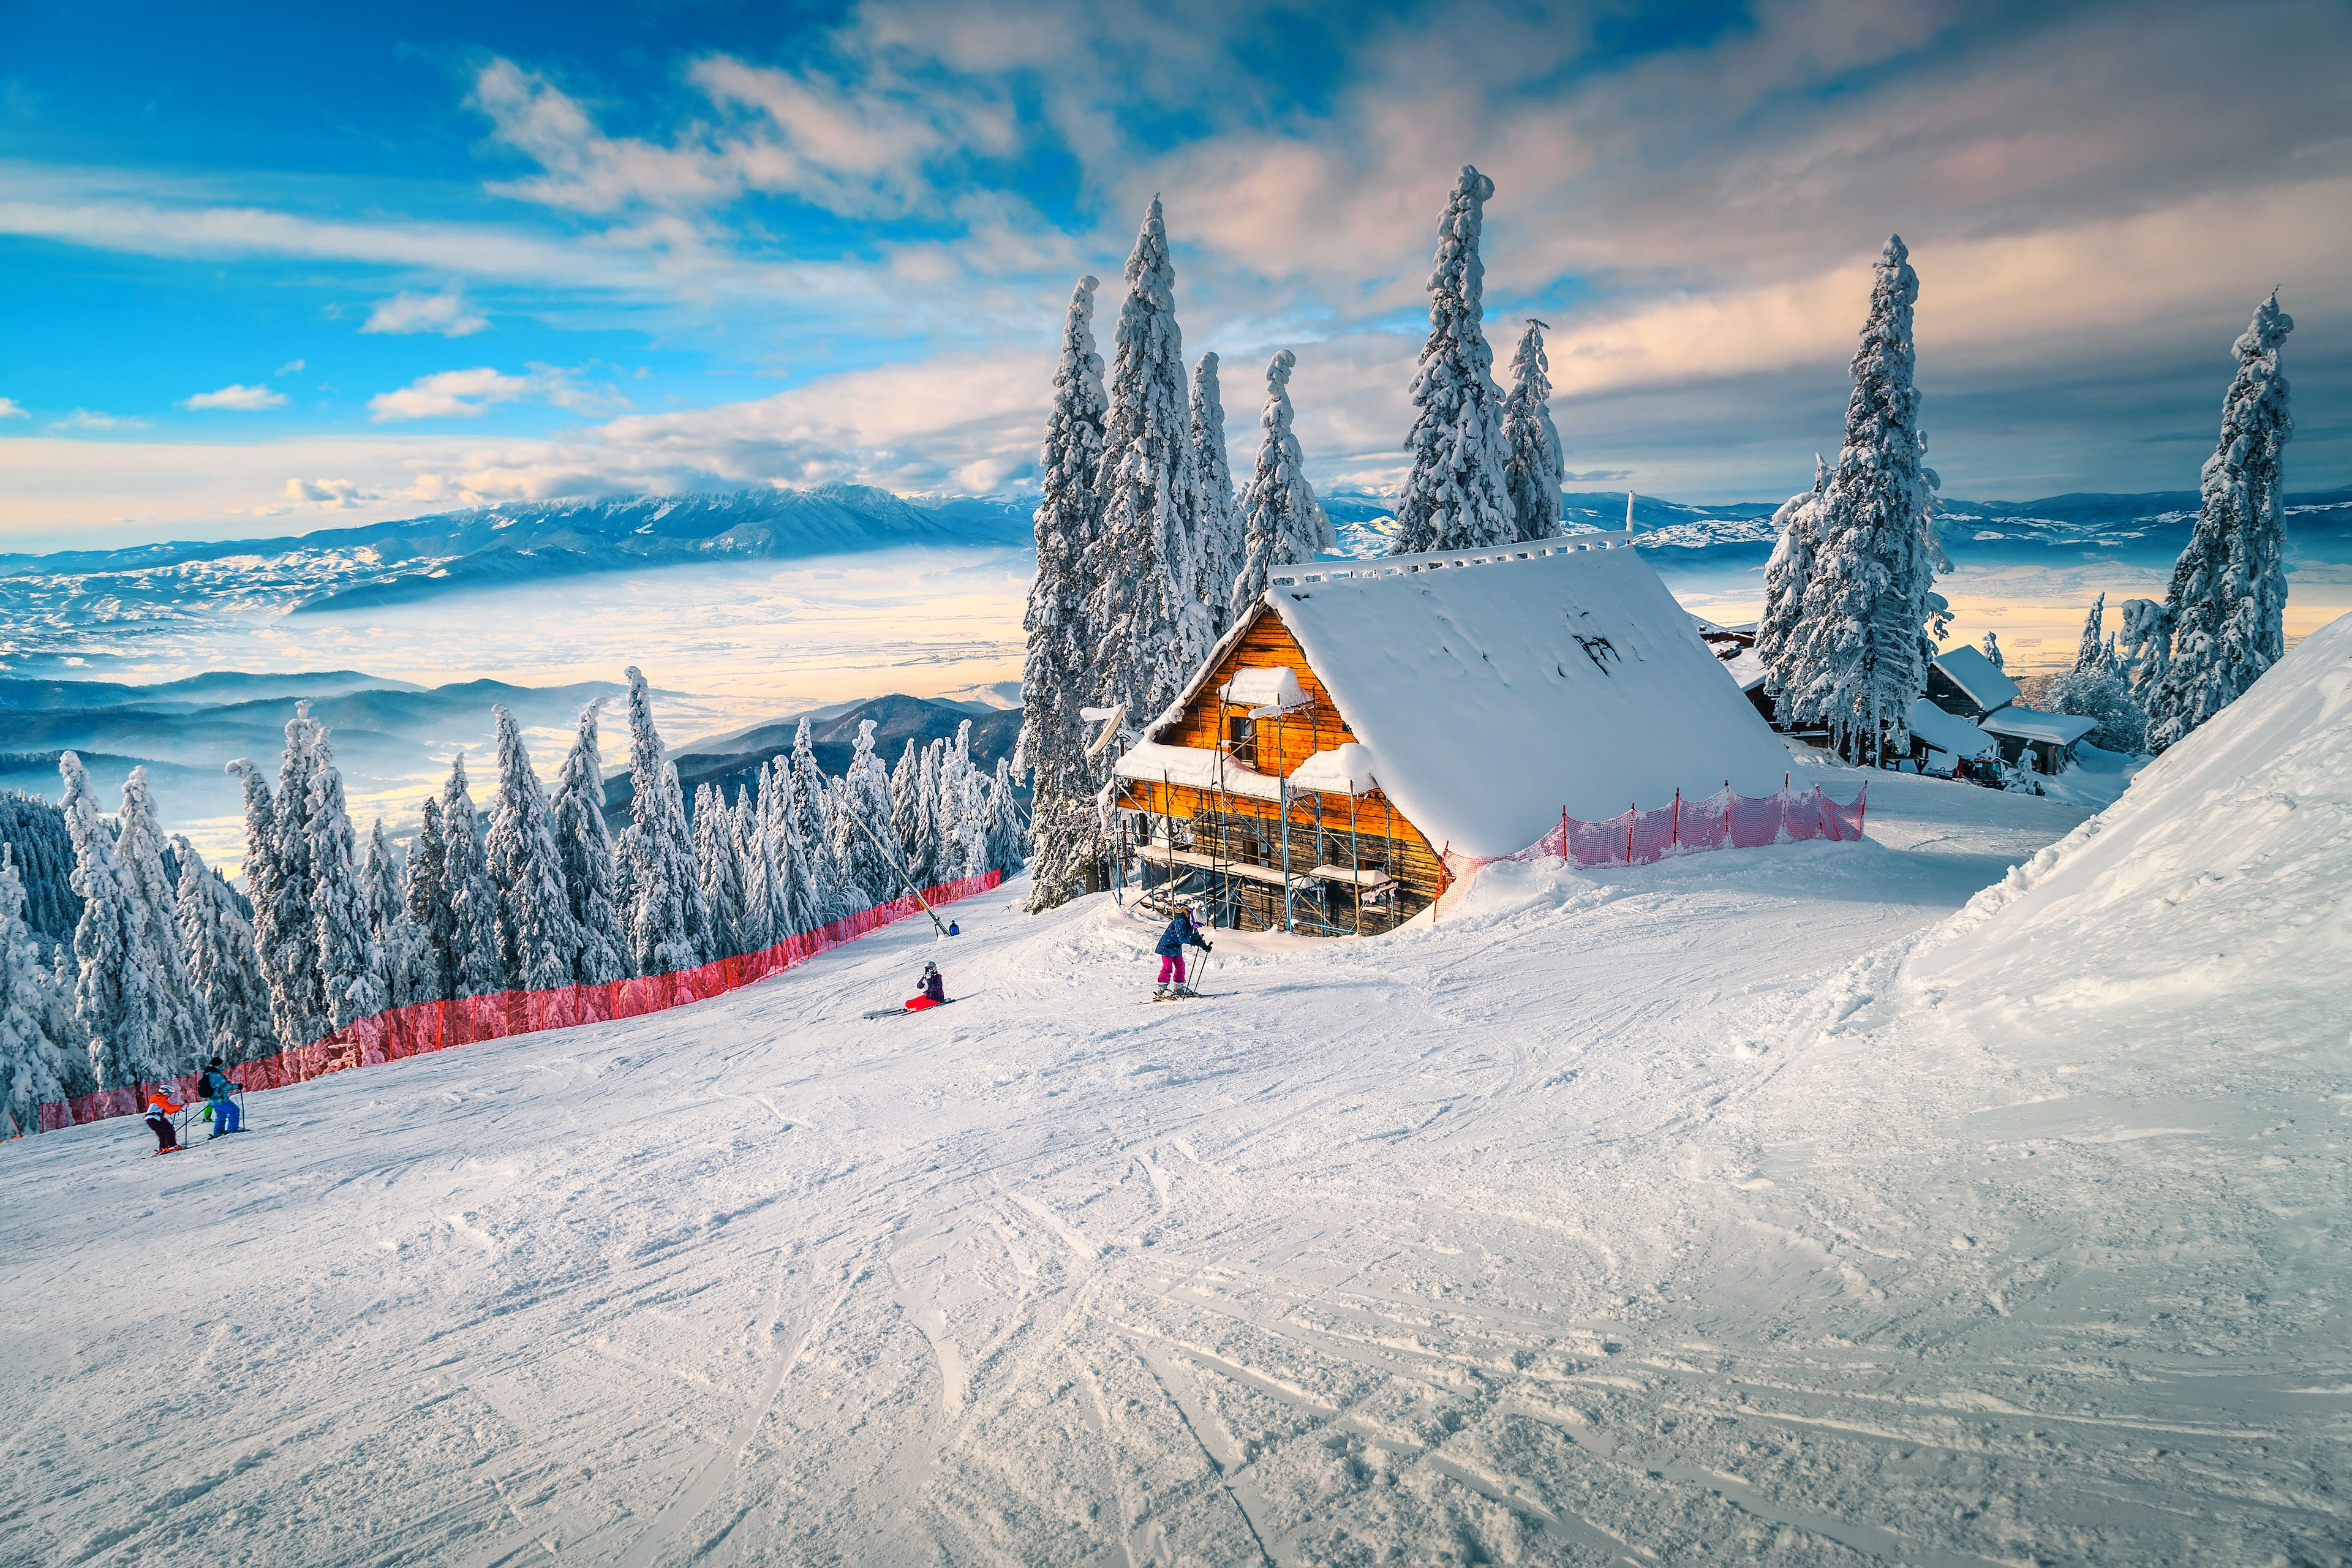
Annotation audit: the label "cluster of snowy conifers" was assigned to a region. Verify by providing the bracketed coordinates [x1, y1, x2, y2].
[1755, 253, 2294, 764]
[1019, 166, 1567, 910]
[0, 668, 1023, 1131]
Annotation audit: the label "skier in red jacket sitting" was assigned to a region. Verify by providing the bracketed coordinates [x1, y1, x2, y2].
[905, 961, 947, 1011]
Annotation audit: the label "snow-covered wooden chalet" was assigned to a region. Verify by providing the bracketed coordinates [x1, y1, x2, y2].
[1112, 540, 1794, 933]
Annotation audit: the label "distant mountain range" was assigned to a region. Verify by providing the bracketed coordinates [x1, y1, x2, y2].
[1322, 486, 2352, 576]
[0, 485, 1035, 627]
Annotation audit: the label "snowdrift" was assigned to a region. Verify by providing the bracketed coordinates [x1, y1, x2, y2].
[1907, 609, 2351, 1041]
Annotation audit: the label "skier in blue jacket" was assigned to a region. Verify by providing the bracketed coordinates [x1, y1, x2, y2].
[1153, 907, 1212, 999]
[199, 1058, 242, 1137]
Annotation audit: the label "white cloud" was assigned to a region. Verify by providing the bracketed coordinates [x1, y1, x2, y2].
[180, 383, 288, 412]
[0, 396, 24, 418]
[44, 409, 148, 432]
[361, 290, 490, 337]
[282, 477, 377, 509]
[275, 359, 306, 377]
[366, 363, 625, 423]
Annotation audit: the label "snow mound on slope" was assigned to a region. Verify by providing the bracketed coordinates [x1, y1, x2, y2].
[1908, 608, 2351, 1043]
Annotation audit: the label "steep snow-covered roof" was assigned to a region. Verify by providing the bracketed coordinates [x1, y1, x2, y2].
[1197, 542, 1792, 857]
[1978, 706, 2098, 746]
[1931, 644, 2020, 713]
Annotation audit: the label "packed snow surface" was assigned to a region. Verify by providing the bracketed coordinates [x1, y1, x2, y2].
[4, 681, 2348, 1562]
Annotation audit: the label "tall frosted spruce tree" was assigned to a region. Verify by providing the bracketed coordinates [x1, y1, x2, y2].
[1191, 351, 1245, 630]
[1755, 457, 1826, 720]
[261, 706, 330, 1049]
[1392, 166, 1515, 555]
[1228, 349, 1335, 620]
[115, 766, 213, 1067]
[59, 753, 176, 1087]
[622, 667, 711, 976]
[1, 846, 80, 1130]
[360, 818, 423, 1008]
[2145, 293, 2294, 752]
[1022, 275, 1110, 912]
[307, 724, 388, 1031]
[551, 698, 630, 984]
[175, 837, 273, 1063]
[694, 783, 748, 959]
[787, 718, 843, 925]
[1091, 197, 1208, 733]
[487, 705, 584, 992]
[830, 720, 902, 909]
[436, 753, 508, 999]
[406, 795, 453, 1003]
[1773, 236, 1944, 763]
[1501, 318, 1564, 541]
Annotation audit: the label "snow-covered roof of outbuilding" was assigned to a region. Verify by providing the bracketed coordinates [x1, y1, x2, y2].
[1907, 698, 1997, 759]
[1931, 644, 2021, 714]
[1155, 541, 1793, 859]
[1978, 706, 2098, 746]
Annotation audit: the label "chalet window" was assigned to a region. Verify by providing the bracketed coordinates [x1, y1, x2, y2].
[1226, 714, 1257, 768]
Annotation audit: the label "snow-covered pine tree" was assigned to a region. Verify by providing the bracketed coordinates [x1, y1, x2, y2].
[1091, 196, 1210, 733]
[828, 720, 902, 910]
[1228, 349, 1335, 623]
[0, 846, 78, 1133]
[113, 767, 212, 1072]
[1755, 458, 1826, 714]
[225, 756, 278, 1003]
[891, 739, 936, 889]
[486, 705, 584, 993]
[174, 837, 273, 1063]
[761, 755, 820, 940]
[550, 698, 630, 984]
[262, 704, 330, 1049]
[948, 722, 989, 877]
[405, 796, 453, 1003]
[436, 753, 509, 999]
[1191, 351, 1246, 630]
[1774, 236, 1944, 764]
[1022, 274, 1111, 915]
[2117, 600, 2169, 694]
[1391, 167, 1515, 556]
[2072, 594, 2108, 674]
[693, 783, 748, 960]
[307, 727, 388, 1031]
[1980, 630, 2005, 672]
[984, 756, 1026, 876]
[622, 667, 712, 976]
[2145, 293, 2294, 753]
[1501, 318, 1564, 542]
[58, 753, 172, 1089]
[787, 718, 843, 925]
[736, 794, 775, 956]
[360, 819, 422, 1008]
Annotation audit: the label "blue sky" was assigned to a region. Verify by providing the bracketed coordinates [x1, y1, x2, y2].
[2, 0, 2346, 548]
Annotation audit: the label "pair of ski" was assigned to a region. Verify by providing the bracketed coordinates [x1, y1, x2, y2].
[864, 999, 960, 1020]
[1145, 989, 1217, 1005]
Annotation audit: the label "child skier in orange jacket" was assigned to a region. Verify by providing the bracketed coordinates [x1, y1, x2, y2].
[145, 1086, 185, 1153]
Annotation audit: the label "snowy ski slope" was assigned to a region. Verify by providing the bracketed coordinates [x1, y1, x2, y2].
[2, 689, 2346, 1562]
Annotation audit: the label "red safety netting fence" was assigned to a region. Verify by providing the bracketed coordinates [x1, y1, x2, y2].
[1438, 781, 1864, 916]
[38, 869, 1003, 1134]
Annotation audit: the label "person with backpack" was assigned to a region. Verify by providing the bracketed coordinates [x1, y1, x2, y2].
[144, 1085, 186, 1155]
[199, 1058, 243, 1137]
[1153, 906, 1212, 1000]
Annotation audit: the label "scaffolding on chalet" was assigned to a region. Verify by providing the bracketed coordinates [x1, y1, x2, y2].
[1116, 670, 1412, 937]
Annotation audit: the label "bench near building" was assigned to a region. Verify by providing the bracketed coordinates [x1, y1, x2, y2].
[1110, 538, 1793, 933]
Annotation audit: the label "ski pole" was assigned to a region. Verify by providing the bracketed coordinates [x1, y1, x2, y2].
[845, 812, 951, 938]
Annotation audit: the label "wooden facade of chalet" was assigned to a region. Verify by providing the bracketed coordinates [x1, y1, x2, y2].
[1112, 614, 1444, 933]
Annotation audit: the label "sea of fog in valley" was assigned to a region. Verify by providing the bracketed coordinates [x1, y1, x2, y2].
[5, 484, 2348, 871]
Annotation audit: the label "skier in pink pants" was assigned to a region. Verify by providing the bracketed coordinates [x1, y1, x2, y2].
[1153, 907, 1212, 999]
